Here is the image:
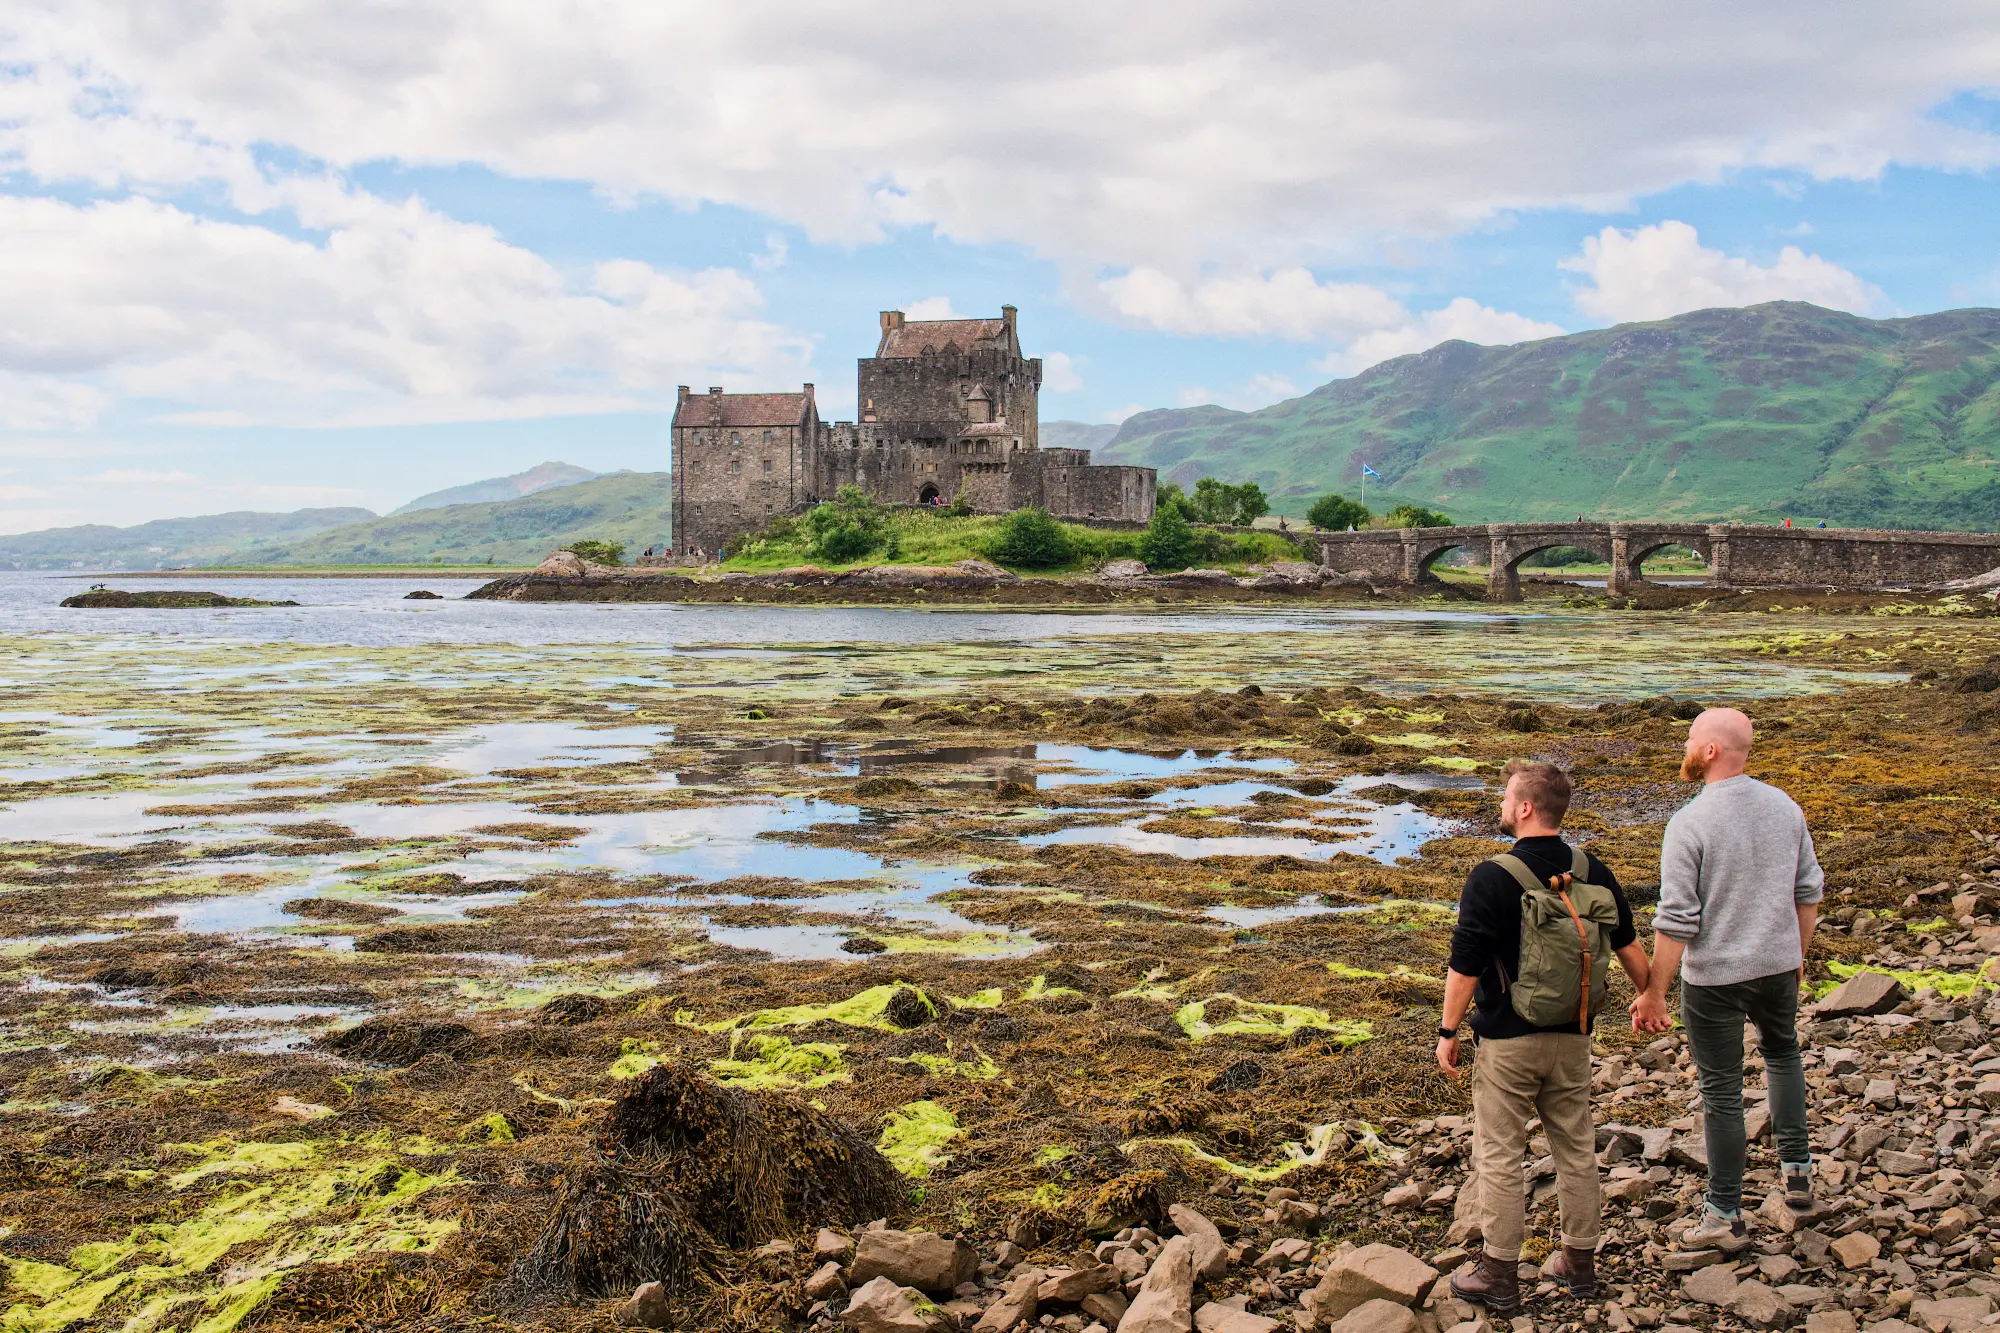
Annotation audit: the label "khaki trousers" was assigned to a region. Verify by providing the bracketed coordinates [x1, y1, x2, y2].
[1461, 1032, 1601, 1261]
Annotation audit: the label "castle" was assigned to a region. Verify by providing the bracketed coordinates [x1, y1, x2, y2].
[670, 306, 1155, 555]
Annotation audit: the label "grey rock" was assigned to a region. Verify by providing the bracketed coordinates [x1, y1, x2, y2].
[806, 1263, 849, 1302]
[1727, 1280, 1794, 1327]
[616, 1281, 672, 1328]
[1907, 1295, 1994, 1333]
[1101, 559, 1150, 580]
[843, 1277, 950, 1333]
[1115, 1235, 1195, 1333]
[1255, 1239, 1314, 1270]
[1682, 1266, 1741, 1307]
[1168, 1205, 1230, 1281]
[1195, 1306, 1282, 1333]
[1327, 1299, 1420, 1333]
[976, 1267, 1045, 1333]
[851, 1230, 980, 1295]
[1804, 1311, 1857, 1333]
[1306, 1245, 1439, 1323]
[1042, 1266, 1123, 1304]
[1877, 1149, 1931, 1176]
[1815, 971, 1909, 1018]
[1083, 1293, 1130, 1325]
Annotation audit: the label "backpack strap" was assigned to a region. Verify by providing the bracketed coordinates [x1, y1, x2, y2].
[1554, 884, 1593, 1033]
[1487, 854, 1543, 895]
[1571, 847, 1590, 882]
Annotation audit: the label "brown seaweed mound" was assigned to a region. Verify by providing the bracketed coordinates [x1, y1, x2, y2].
[514, 1061, 903, 1298]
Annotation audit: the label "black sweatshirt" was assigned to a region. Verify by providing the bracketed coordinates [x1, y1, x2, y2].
[1447, 835, 1637, 1040]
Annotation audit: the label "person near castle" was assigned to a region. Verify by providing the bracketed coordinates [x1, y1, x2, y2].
[1438, 760, 1651, 1311]
[1631, 707, 1822, 1250]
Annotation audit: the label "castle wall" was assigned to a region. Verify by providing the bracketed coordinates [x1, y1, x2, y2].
[669, 387, 817, 555]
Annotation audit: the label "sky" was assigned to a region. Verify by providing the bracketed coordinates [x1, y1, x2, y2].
[3, 3, 2000, 531]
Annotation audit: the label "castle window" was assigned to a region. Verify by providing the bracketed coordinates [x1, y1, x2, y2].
[763, 430, 772, 443]
[762, 459, 773, 473]
[693, 459, 704, 472]
[731, 433, 741, 446]
[728, 458, 741, 474]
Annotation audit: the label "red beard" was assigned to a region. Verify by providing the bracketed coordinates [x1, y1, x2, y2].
[1680, 749, 1709, 782]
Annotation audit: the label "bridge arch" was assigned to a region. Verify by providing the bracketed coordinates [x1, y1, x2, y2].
[1412, 533, 1486, 582]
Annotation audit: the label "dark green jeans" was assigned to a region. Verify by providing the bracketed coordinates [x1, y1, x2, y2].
[1681, 968, 1811, 1216]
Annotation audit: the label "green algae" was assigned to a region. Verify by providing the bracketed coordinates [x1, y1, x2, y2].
[1324, 962, 1387, 980]
[897, 1047, 1003, 1081]
[165, 1140, 318, 1188]
[698, 983, 938, 1034]
[459, 1112, 515, 1143]
[1, 1260, 77, 1301]
[607, 1037, 666, 1079]
[1421, 756, 1482, 772]
[877, 1101, 962, 1179]
[456, 972, 653, 1011]
[1019, 974, 1081, 1001]
[947, 988, 1004, 1009]
[1173, 993, 1374, 1045]
[865, 931, 1036, 957]
[709, 1034, 850, 1090]
[1815, 960, 1995, 1000]
[1122, 1121, 1352, 1182]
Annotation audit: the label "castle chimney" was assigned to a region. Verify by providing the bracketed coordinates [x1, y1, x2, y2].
[709, 386, 724, 395]
[803, 383, 814, 400]
[677, 385, 690, 402]
[1001, 305, 1016, 328]
[881, 311, 904, 331]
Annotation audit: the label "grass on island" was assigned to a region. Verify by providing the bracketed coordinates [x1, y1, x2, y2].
[720, 509, 1302, 577]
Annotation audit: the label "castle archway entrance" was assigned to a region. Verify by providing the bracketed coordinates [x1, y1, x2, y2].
[918, 483, 941, 506]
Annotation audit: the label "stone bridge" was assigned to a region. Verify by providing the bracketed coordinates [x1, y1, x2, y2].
[1313, 521, 2000, 602]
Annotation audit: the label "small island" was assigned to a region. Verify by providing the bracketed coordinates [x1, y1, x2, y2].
[60, 589, 301, 608]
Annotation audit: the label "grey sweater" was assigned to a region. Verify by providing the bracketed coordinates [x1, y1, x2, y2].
[1653, 774, 1824, 986]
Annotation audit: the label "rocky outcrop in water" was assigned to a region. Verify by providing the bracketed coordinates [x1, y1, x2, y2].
[60, 588, 300, 608]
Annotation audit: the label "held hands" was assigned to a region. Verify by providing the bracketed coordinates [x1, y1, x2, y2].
[1629, 989, 1672, 1033]
[1436, 1035, 1462, 1077]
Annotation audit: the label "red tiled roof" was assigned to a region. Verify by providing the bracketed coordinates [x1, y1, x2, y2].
[672, 391, 812, 429]
[877, 318, 1010, 359]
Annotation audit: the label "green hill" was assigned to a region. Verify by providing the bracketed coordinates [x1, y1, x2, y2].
[0, 507, 378, 570]
[389, 460, 598, 515]
[1097, 302, 2000, 530]
[231, 472, 672, 565]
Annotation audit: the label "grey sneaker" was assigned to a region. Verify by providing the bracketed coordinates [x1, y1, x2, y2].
[1782, 1161, 1814, 1212]
[1681, 1206, 1752, 1253]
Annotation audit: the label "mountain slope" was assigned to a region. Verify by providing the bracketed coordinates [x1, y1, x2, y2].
[1096, 302, 2000, 529]
[230, 472, 670, 566]
[1040, 421, 1121, 453]
[0, 508, 378, 570]
[390, 460, 599, 515]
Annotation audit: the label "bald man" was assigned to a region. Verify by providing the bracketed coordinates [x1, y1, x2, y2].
[1632, 707, 1823, 1252]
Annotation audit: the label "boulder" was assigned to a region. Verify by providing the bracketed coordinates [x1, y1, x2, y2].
[1196, 1307, 1282, 1333]
[1876, 1149, 1931, 1175]
[952, 559, 1016, 580]
[1815, 971, 1909, 1018]
[1326, 1298, 1420, 1333]
[1167, 1205, 1230, 1281]
[975, 1267, 1045, 1333]
[616, 1281, 671, 1328]
[844, 1276, 950, 1333]
[849, 1230, 979, 1295]
[818, 1228, 856, 1261]
[805, 1263, 849, 1301]
[1829, 1232, 1880, 1269]
[1381, 1183, 1422, 1209]
[1115, 1235, 1196, 1333]
[1726, 1280, 1793, 1328]
[1682, 1266, 1740, 1307]
[1305, 1244, 1439, 1323]
[1101, 559, 1150, 580]
[1804, 1313, 1858, 1333]
[534, 550, 589, 577]
[1083, 1292, 1130, 1325]
[1040, 1265, 1122, 1303]
[1254, 1238, 1314, 1270]
[1909, 1296, 1994, 1333]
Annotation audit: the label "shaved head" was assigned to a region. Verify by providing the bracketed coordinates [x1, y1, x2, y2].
[1683, 706, 1753, 782]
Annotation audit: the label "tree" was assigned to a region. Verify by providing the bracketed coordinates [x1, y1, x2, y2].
[1233, 482, 1270, 526]
[803, 485, 889, 563]
[986, 507, 1075, 569]
[1383, 503, 1452, 529]
[1306, 493, 1371, 531]
[1190, 478, 1237, 524]
[942, 489, 974, 518]
[1154, 481, 1197, 521]
[563, 539, 624, 565]
[1139, 501, 1201, 570]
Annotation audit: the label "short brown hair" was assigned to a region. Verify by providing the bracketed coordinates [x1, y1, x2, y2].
[1502, 759, 1572, 825]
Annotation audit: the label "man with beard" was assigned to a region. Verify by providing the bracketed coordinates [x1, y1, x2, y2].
[1632, 707, 1822, 1252]
[1438, 760, 1651, 1311]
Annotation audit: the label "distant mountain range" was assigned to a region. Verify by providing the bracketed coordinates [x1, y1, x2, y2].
[0, 507, 377, 570]
[228, 472, 670, 566]
[390, 460, 598, 515]
[1096, 302, 2000, 530]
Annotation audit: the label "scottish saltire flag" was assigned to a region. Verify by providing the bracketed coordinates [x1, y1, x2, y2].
[1361, 463, 1381, 479]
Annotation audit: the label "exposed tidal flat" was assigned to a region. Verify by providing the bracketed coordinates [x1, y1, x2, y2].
[2, 570, 1999, 1333]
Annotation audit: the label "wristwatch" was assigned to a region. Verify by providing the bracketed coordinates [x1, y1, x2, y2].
[1438, 1025, 1458, 1039]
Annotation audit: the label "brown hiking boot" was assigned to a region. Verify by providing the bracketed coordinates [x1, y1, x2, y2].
[1546, 1246, 1597, 1299]
[1449, 1251, 1521, 1313]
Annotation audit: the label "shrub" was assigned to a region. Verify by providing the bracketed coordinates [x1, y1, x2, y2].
[1155, 482, 1197, 521]
[942, 490, 974, 518]
[1191, 478, 1272, 526]
[1139, 502, 1201, 570]
[986, 507, 1075, 569]
[1522, 545, 1597, 568]
[1383, 503, 1452, 529]
[563, 539, 625, 566]
[1306, 493, 1371, 531]
[803, 486, 889, 563]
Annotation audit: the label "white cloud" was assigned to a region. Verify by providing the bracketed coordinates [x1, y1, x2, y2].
[1100, 268, 1406, 340]
[6, 3, 1997, 274]
[1561, 220, 1888, 322]
[0, 372, 110, 431]
[902, 297, 963, 321]
[0, 192, 813, 427]
[1320, 298, 1568, 376]
[82, 470, 200, 485]
[1042, 351, 1084, 394]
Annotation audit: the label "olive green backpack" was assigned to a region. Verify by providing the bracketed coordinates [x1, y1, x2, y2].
[1489, 847, 1619, 1032]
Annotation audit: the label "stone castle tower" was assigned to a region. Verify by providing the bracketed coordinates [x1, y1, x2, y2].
[670, 306, 1153, 555]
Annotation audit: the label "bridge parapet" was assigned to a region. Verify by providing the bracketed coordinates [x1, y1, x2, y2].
[1314, 522, 2000, 602]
